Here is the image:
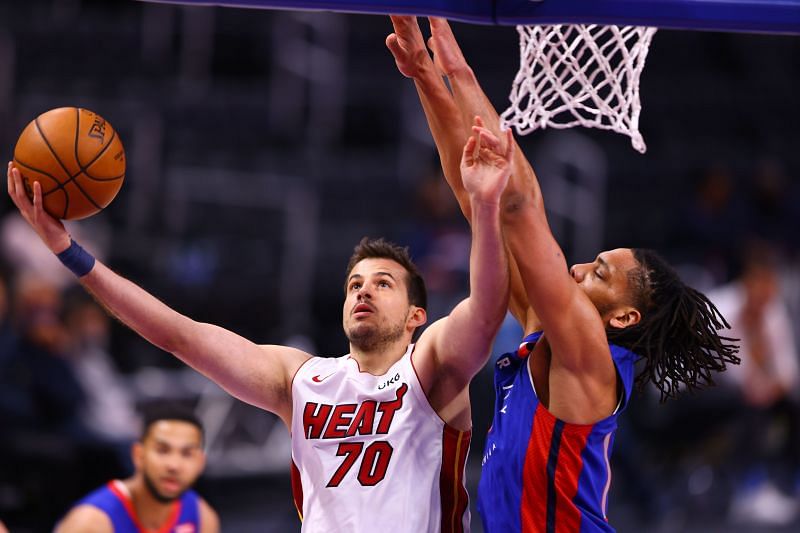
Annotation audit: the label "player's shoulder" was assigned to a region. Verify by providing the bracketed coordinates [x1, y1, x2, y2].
[258, 343, 315, 363]
[290, 352, 349, 386]
[54, 504, 113, 533]
[258, 343, 315, 384]
[199, 497, 221, 533]
[415, 316, 448, 345]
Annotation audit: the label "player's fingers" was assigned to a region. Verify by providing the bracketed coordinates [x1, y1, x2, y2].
[426, 36, 436, 55]
[390, 14, 419, 35]
[475, 128, 499, 144]
[479, 146, 504, 165]
[6, 162, 12, 195]
[31, 181, 41, 223]
[470, 124, 495, 137]
[9, 167, 21, 198]
[429, 17, 455, 41]
[473, 127, 501, 151]
[462, 135, 477, 166]
[9, 168, 27, 209]
[504, 129, 515, 161]
[32, 181, 52, 225]
[386, 33, 401, 54]
[472, 136, 485, 167]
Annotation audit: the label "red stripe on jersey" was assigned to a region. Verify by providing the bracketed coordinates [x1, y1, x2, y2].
[290, 460, 304, 522]
[108, 481, 181, 533]
[521, 404, 555, 532]
[554, 424, 593, 532]
[439, 425, 471, 533]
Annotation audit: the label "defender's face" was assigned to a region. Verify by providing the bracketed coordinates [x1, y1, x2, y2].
[342, 258, 416, 346]
[135, 420, 205, 502]
[569, 248, 640, 322]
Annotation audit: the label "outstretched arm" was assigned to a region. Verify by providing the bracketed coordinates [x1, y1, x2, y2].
[425, 21, 620, 418]
[386, 16, 467, 216]
[417, 120, 511, 402]
[7, 163, 308, 426]
[387, 16, 533, 329]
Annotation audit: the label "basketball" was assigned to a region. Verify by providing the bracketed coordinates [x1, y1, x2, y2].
[13, 107, 125, 220]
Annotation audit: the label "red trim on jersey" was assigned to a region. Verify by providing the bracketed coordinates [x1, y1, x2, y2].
[521, 404, 554, 532]
[290, 460, 304, 522]
[439, 425, 471, 533]
[107, 481, 182, 533]
[288, 355, 316, 438]
[289, 355, 315, 393]
[554, 423, 593, 532]
[520, 406, 595, 532]
[408, 344, 454, 428]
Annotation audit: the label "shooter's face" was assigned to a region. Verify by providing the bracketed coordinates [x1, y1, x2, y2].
[135, 420, 206, 503]
[570, 248, 641, 328]
[343, 258, 421, 351]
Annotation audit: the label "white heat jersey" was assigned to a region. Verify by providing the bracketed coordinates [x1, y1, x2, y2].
[290, 344, 471, 533]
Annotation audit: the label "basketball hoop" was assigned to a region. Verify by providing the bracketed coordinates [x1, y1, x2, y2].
[501, 24, 657, 153]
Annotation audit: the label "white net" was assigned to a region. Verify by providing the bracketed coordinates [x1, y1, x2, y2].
[501, 24, 657, 153]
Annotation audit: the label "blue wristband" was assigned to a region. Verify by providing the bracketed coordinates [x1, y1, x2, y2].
[56, 239, 96, 277]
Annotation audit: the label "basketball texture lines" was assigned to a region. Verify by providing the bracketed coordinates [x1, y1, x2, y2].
[13, 107, 125, 220]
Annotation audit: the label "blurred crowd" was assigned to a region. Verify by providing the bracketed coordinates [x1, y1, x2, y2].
[0, 217, 137, 528]
[612, 159, 800, 529]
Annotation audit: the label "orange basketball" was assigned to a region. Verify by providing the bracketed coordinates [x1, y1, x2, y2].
[13, 107, 125, 220]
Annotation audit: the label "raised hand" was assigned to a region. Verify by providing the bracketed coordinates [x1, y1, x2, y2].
[386, 15, 434, 79]
[460, 117, 515, 204]
[427, 17, 468, 77]
[7, 161, 71, 253]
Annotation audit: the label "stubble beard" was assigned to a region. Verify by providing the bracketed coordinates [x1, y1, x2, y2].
[346, 319, 406, 353]
[143, 471, 183, 504]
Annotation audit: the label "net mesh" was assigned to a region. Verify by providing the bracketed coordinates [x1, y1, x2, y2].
[501, 24, 657, 153]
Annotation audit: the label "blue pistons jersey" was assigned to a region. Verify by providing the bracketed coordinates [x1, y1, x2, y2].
[477, 332, 636, 533]
[74, 480, 201, 533]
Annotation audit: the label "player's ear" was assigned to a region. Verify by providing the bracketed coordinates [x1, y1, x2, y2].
[408, 306, 427, 329]
[608, 306, 641, 329]
[195, 449, 207, 473]
[132, 441, 145, 469]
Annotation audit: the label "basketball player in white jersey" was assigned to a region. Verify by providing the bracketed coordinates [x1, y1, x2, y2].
[6, 121, 514, 532]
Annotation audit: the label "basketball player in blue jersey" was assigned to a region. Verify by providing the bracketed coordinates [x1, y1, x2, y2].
[55, 404, 219, 533]
[388, 16, 740, 532]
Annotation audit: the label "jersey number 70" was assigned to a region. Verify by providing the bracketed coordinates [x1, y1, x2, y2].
[326, 441, 394, 487]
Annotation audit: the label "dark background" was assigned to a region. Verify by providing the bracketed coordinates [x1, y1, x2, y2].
[0, 1, 799, 531]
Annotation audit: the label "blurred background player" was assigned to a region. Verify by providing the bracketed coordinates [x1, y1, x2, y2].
[55, 403, 220, 533]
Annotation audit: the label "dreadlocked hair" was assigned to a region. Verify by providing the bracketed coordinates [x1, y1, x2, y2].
[606, 249, 740, 401]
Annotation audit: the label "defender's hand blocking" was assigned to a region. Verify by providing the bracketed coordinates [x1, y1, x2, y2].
[386, 16, 432, 79]
[7, 162, 71, 254]
[460, 117, 514, 204]
[427, 17, 468, 77]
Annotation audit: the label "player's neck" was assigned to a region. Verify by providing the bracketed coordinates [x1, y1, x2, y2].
[349, 338, 411, 375]
[125, 477, 177, 530]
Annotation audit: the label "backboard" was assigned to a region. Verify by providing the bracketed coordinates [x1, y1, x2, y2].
[142, 0, 800, 33]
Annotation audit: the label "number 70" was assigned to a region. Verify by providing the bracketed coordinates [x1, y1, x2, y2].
[326, 441, 394, 487]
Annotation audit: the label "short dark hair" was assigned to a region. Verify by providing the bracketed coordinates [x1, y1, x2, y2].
[140, 403, 204, 443]
[345, 237, 427, 310]
[607, 248, 740, 401]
